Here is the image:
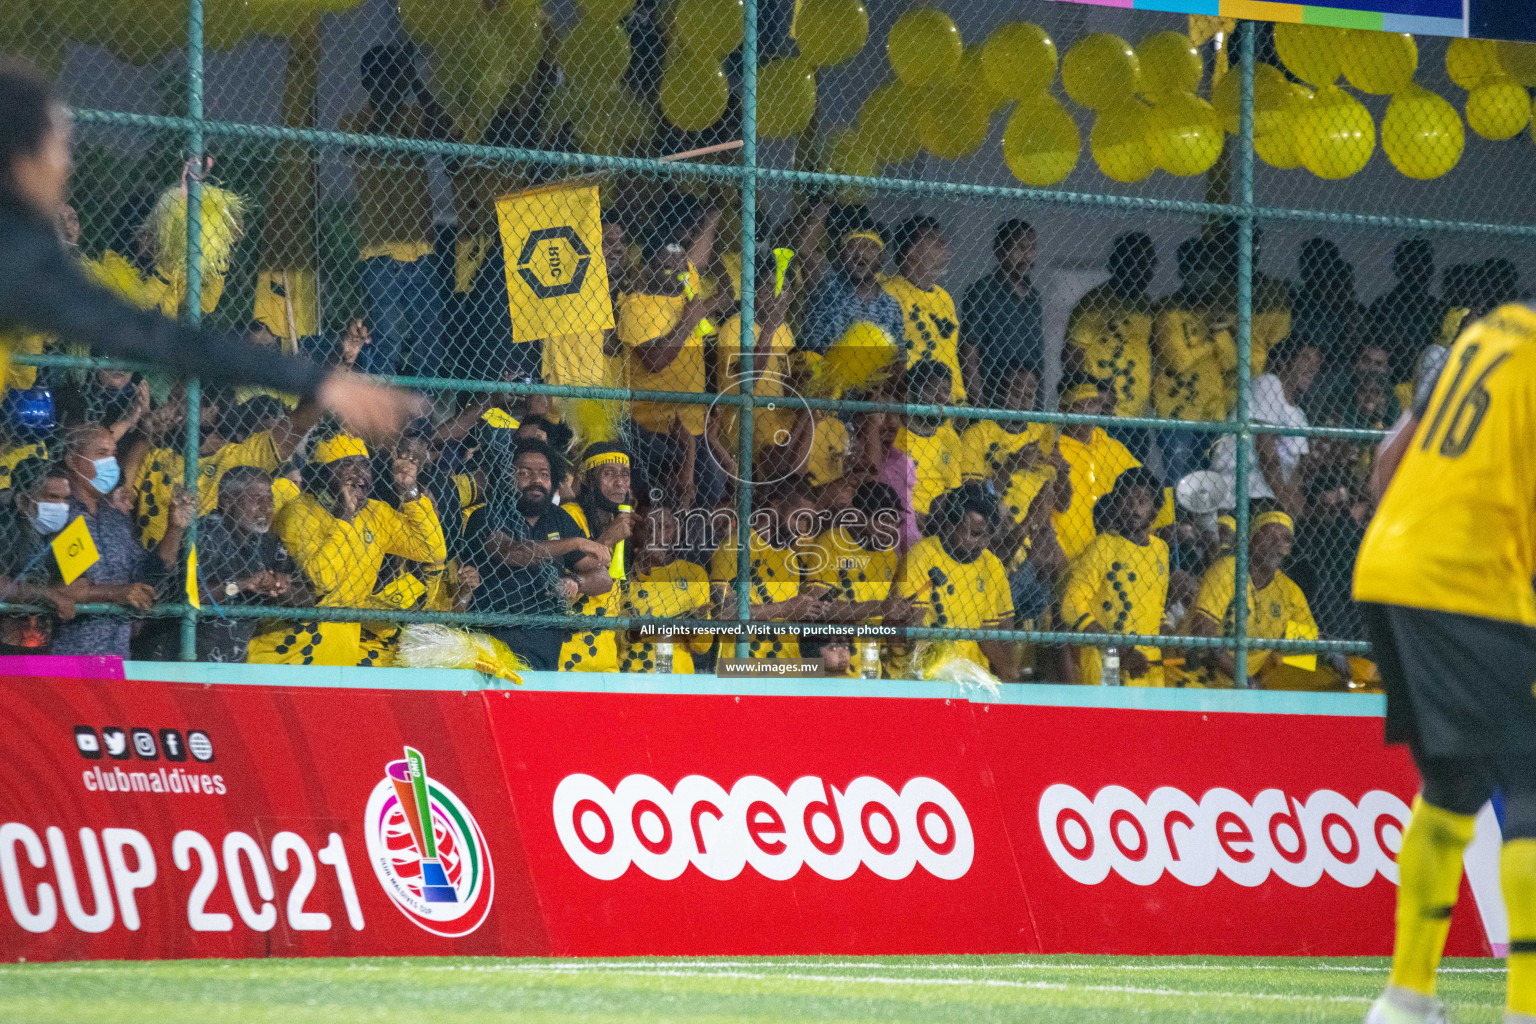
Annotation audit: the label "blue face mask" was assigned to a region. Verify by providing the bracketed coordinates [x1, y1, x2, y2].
[28, 501, 70, 536]
[88, 456, 120, 495]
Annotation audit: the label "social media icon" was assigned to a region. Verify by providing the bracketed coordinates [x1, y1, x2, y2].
[131, 728, 158, 760]
[102, 727, 129, 759]
[159, 729, 186, 762]
[186, 730, 214, 763]
[74, 726, 101, 759]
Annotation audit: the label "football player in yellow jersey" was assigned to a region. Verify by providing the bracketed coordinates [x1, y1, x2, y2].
[881, 217, 966, 403]
[246, 434, 446, 666]
[1060, 467, 1169, 686]
[1065, 232, 1158, 419]
[710, 481, 829, 660]
[620, 502, 714, 673]
[1185, 511, 1315, 689]
[1053, 378, 1141, 560]
[555, 443, 634, 673]
[899, 484, 1018, 681]
[1353, 303, 1536, 1024]
[894, 360, 962, 519]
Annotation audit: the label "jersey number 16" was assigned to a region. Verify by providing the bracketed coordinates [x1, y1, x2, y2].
[1420, 342, 1510, 458]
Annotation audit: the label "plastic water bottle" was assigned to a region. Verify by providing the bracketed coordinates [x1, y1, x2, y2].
[860, 641, 881, 679]
[654, 640, 674, 674]
[1102, 647, 1122, 687]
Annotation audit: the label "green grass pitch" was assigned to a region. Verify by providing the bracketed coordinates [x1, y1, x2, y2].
[0, 955, 1509, 1022]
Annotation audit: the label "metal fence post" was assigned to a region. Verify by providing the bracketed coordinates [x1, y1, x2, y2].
[179, 0, 205, 661]
[1232, 22, 1256, 687]
[733, 0, 758, 659]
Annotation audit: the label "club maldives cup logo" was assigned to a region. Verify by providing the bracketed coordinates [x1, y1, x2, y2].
[364, 746, 494, 937]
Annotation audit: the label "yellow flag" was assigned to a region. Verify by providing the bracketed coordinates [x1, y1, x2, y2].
[186, 545, 201, 610]
[52, 516, 99, 585]
[495, 182, 612, 343]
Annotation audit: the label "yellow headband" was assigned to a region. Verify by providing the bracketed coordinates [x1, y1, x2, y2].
[1061, 382, 1102, 408]
[313, 434, 369, 465]
[1217, 514, 1237, 533]
[1250, 510, 1294, 538]
[583, 451, 631, 472]
[843, 230, 884, 249]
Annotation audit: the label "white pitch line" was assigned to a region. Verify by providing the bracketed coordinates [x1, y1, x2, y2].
[434, 964, 1378, 1005]
[440, 959, 1504, 976]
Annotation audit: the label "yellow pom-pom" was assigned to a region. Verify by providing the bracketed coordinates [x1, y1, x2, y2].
[808, 321, 898, 398]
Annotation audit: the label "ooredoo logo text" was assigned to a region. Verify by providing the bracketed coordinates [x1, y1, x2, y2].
[363, 746, 494, 937]
[553, 774, 973, 881]
[1038, 784, 1412, 888]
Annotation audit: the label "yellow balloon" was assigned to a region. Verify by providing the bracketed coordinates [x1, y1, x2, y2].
[1274, 22, 1343, 87]
[659, 56, 730, 132]
[203, 0, 255, 51]
[825, 127, 877, 199]
[859, 81, 922, 164]
[247, 0, 362, 38]
[1340, 31, 1417, 96]
[1254, 86, 1309, 170]
[1002, 96, 1079, 186]
[1296, 84, 1375, 179]
[574, 85, 653, 153]
[1063, 33, 1141, 111]
[1136, 31, 1202, 97]
[794, 0, 867, 67]
[757, 57, 817, 138]
[435, 24, 541, 142]
[1382, 85, 1462, 178]
[1213, 62, 1293, 134]
[1091, 99, 1154, 182]
[1147, 91, 1223, 176]
[671, 0, 744, 59]
[887, 8, 962, 88]
[559, 19, 632, 103]
[1498, 41, 1536, 88]
[1466, 77, 1531, 140]
[917, 82, 990, 160]
[961, 46, 1008, 114]
[1446, 38, 1504, 91]
[981, 22, 1057, 99]
[580, 0, 636, 20]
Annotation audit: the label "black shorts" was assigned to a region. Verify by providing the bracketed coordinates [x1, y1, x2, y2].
[1361, 602, 1536, 760]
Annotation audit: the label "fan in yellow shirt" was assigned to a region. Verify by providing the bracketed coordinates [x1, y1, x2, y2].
[881, 217, 965, 402]
[898, 484, 1018, 680]
[961, 368, 1055, 488]
[1187, 511, 1317, 688]
[555, 443, 634, 673]
[620, 504, 714, 673]
[247, 434, 447, 666]
[1060, 467, 1170, 686]
[806, 480, 906, 624]
[1065, 234, 1159, 418]
[1153, 239, 1233, 423]
[710, 483, 824, 660]
[894, 361, 962, 517]
[1052, 379, 1143, 560]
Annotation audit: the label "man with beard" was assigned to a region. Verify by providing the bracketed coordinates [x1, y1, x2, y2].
[186, 466, 304, 663]
[798, 205, 906, 357]
[247, 433, 445, 666]
[558, 441, 635, 673]
[464, 438, 612, 671]
[898, 483, 1018, 681]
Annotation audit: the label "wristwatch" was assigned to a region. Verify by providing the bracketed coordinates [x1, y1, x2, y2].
[224, 581, 240, 599]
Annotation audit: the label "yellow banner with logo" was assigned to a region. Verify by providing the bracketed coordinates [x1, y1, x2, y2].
[495, 182, 612, 343]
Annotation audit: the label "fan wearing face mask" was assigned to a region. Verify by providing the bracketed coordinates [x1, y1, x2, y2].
[0, 458, 78, 653]
[48, 423, 164, 657]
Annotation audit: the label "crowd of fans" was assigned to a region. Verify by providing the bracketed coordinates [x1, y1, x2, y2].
[0, 44, 1523, 686]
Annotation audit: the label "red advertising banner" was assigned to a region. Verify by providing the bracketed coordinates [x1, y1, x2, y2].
[0, 677, 549, 961]
[0, 674, 1498, 960]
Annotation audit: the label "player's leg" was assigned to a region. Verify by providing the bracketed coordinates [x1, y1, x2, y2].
[1499, 779, 1536, 1021]
[1368, 752, 1490, 1024]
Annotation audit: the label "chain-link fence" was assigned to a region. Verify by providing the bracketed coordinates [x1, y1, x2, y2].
[2, 0, 1533, 686]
